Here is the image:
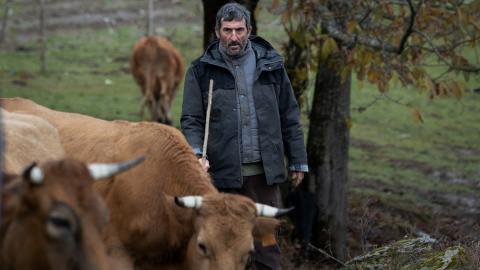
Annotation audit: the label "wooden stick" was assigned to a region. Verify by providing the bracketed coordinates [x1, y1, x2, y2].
[202, 80, 213, 166]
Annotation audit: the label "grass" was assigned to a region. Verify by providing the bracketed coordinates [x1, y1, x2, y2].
[1, 1, 480, 268]
[1, 28, 140, 121]
[348, 86, 480, 183]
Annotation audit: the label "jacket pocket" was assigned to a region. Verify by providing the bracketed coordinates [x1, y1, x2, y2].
[258, 70, 281, 85]
[201, 69, 234, 91]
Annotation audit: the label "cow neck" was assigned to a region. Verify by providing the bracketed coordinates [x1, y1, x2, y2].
[163, 154, 217, 196]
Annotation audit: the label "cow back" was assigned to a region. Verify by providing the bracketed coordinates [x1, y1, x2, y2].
[1, 108, 65, 174]
[1, 98, 213, 196]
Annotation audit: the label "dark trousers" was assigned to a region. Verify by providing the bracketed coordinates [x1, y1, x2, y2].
[218, 174, 282, 270]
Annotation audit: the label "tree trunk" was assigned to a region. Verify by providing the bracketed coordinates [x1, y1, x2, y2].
[40, 0, 46, 73]
[0, 0, 14, 44]
[147, 0, 153, 36]
[305, 55, 351, 262]
[201, 0, 259, 50]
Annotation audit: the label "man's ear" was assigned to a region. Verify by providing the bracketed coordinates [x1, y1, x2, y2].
[215, 28, 220, 39]
[247, 27, 252, 37]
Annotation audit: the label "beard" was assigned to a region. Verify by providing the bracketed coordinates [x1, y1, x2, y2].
[221, 40, 246, 57]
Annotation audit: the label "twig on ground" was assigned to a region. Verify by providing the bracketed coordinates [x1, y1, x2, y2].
[307, 244, 348, 268]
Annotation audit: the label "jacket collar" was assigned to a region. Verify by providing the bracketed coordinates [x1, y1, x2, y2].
[200, 35, 283, 67]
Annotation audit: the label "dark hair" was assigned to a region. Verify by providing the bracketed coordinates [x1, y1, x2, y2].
[215, 3, 251, 31]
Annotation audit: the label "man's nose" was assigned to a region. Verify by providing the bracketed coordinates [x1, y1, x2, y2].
[231, 31, 238, 41]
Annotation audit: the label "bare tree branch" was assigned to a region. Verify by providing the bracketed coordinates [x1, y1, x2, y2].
[396, 0, 418, 54]
[313, 2, 480, 73]
[406, 38, 479, 54]
[414, 30, 480, 72]
[314, 3, 397, 51]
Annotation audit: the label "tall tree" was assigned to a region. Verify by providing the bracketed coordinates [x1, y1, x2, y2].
[0, 0, 13, 44]
[147, 0, 154, 36]
[201, 0, 260, 49]
[39, 0, 47, 73]
[276, 0, 480, 262]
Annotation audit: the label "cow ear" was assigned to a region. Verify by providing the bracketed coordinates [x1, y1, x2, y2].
[251, 217, 284, 241]
[1, 173, 25, 224]
[2, 172, 18, 185]
[162, 193, 196, 224]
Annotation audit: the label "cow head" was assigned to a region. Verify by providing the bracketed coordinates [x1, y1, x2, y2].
[1, 156, 145, 270]
[175, 193, 293, 270]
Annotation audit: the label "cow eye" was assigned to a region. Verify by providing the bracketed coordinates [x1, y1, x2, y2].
[46, 202, 79, 239]
[198, 243, 207, 256]
[49, 217, 71, 230]
[46, 215, 77, 239]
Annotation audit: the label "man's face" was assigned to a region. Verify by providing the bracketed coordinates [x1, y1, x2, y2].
[215, 18, 252, 57]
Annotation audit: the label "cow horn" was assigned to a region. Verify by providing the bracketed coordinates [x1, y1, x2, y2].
[175, 196, 203, 209]
[21, 162, 43, 184]
[255, 203, 294, 217]
[88, 155, 146, 180]
[29, 167, 44, 183]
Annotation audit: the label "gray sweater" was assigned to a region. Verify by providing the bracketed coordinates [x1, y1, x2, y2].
[219, 41, 261, 164]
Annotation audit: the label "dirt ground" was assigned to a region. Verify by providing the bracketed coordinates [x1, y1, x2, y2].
[3, 0, 480, 269]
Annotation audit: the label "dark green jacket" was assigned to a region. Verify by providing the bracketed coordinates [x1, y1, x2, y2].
[181, 35, 308, 188]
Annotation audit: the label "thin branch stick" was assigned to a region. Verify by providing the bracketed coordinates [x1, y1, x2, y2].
[202, 79, 213, 166]
[308, 244, 348, 267]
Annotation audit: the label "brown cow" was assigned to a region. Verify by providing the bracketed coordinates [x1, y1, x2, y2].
[1, 108, 65, 174]
[130, 35, 184, 125]
[1, 156, 145, 270]
[1, 98, 292, 270]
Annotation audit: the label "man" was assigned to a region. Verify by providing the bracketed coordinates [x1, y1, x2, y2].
[181, 3, 308, 269]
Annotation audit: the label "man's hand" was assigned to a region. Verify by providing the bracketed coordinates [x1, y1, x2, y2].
[291, 171, 304, 187]
[198, 158, 210, 172]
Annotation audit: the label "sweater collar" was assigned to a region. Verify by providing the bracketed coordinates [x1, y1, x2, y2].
[218, 40, 252, 66]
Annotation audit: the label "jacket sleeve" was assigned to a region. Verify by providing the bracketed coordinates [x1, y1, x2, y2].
[278, 67, 309, 173]
[181, 64, 206, 155]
